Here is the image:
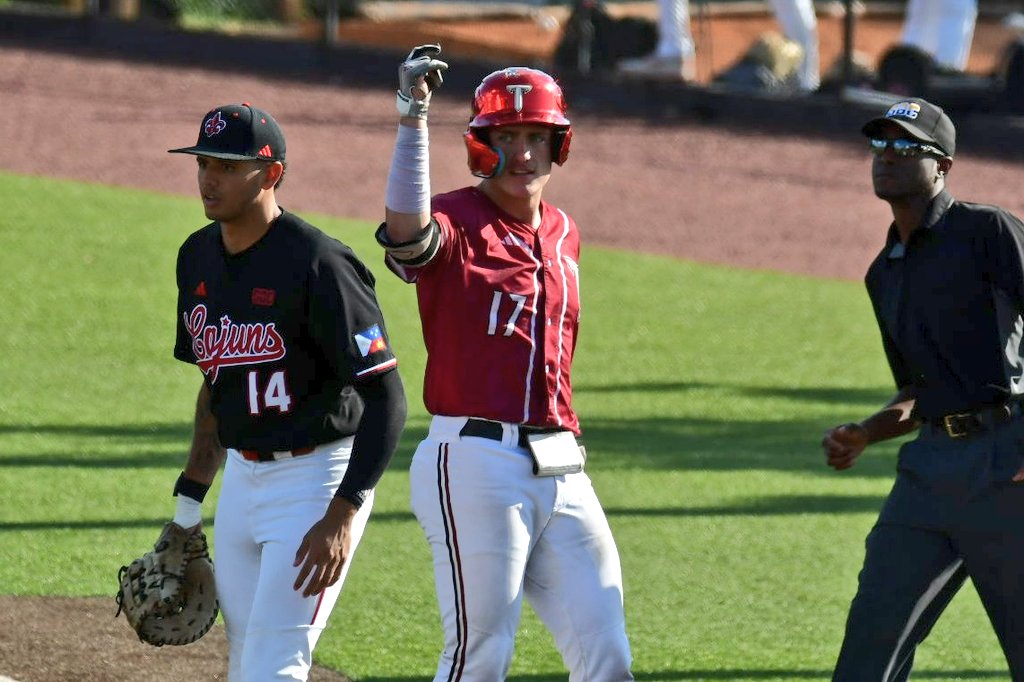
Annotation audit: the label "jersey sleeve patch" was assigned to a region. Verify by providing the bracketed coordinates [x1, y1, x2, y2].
[354, 324, 388, 357]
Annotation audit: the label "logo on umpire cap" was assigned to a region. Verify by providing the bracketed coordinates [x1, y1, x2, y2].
[885, 102, 921, 120]
[204, 111, 228, 137]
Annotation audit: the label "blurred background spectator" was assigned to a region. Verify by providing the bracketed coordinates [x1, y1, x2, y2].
[900, 0, 977, 72]
[617, 0, 697, 80]
[615, 0, 818, 91]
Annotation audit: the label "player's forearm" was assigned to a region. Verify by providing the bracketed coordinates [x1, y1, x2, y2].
[399, 116, 426, 129]
[173, 382, 224, 526]
[183, 382, 225, 486]
[385, 207, 432, 243]
[385, 122, 433, 243]
[860, 386, 920, 445]
[336, 369, 408, 508]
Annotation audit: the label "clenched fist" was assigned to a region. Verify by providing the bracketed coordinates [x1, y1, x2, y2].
[822, 422, 869, 470]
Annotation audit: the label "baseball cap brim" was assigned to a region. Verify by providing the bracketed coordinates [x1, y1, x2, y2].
[167, 146, 278, 161]
[861, 118, 950, 156]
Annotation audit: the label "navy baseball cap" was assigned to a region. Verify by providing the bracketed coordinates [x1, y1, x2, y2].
[169, 103, 286, 162]
[861, 97, 956, 157]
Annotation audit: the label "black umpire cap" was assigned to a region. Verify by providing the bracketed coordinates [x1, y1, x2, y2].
[169, 102, 286, 162]
[861, 97, 956, 158]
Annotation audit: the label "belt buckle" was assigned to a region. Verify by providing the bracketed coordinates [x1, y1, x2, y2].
[942, 413, 971, 439]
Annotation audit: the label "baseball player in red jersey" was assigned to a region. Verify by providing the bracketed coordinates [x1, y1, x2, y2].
[378, 46, 633, 680]
[166, 103, 407, 680]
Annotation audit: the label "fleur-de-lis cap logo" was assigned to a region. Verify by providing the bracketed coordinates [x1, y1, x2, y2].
[204, 111, 227, 137]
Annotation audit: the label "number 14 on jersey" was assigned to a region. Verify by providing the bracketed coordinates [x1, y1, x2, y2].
[247, 370, 293, 414]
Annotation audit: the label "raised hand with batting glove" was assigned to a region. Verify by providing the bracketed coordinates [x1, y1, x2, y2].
[396, 44, 448, 120]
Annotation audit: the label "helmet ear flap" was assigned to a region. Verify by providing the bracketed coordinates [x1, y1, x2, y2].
[553, 127, 572, 166]
[463, 129, 506, 178]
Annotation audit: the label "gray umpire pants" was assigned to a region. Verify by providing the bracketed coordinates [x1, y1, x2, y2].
[833, 415, 1024, 681]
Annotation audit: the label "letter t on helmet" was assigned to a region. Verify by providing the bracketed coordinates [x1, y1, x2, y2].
[463, 67, 573, 178]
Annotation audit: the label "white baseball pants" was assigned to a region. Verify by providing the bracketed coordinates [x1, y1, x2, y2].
[768, 0, 820, 90]
[901, 0, 977, 70]
[215, 439, 373, 681]
[410, 416, 633, 682]
[655, 0, 696, 59]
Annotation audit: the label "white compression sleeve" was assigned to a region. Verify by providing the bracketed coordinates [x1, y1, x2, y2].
[386, 124, 430, 215]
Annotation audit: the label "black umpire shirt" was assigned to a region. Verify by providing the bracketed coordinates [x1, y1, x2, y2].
[866, 190, 1024, 421]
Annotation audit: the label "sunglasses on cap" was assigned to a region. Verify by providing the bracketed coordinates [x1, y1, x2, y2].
[869, 138, 945, 158]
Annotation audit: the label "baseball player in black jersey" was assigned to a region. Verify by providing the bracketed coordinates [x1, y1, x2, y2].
[823, 97, 1024, 680]
[166, 103, 407, 681]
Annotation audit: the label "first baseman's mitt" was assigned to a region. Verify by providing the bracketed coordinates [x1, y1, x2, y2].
[115, 521, 218, 646]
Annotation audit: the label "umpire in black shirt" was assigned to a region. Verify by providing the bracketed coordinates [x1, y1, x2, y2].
[823, 97, 1024, 681]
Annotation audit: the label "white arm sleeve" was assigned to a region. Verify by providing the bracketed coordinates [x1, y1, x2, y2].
[386, 124, 430, 215]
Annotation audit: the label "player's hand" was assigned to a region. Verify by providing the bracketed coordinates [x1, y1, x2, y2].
[822, 422, 869, 470]
[397, 44, 449, 120]
[292, 498, 358, 597]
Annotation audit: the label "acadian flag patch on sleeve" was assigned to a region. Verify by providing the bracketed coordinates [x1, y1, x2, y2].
[354, 324, 388, 357]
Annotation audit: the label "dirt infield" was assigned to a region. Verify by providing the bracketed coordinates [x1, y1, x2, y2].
[4, 6, 1024, 680]
[0, 596, 349, 681]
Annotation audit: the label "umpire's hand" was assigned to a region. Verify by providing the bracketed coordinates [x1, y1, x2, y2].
[822, 423, 869, 470]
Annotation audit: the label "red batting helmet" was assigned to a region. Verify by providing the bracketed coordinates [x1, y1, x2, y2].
[463, 67, 573, 178]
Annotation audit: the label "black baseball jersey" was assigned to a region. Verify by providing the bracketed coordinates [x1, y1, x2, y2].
[174, 210, 397, 451]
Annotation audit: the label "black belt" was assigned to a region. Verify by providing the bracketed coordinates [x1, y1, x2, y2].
[459, 418, 561, 448]
[927, 402, 1022, 439]
[239, 446, 315, 462]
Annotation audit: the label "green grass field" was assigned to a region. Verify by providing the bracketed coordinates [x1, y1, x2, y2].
[0, 171, 1011, 681]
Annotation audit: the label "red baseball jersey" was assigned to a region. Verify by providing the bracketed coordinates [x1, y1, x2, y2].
[389, 187, 581, 433]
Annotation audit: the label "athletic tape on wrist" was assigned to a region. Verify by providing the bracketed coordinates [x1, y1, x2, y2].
[173, 494, 203, 529]
[386, 124, 430, 215]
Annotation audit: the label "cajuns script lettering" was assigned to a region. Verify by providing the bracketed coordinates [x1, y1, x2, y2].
[184, 304, 286, 382]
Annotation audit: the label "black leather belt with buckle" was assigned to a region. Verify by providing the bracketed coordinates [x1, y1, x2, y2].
[934, 402, 1021, 439]
[459, 418, 561, 448]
